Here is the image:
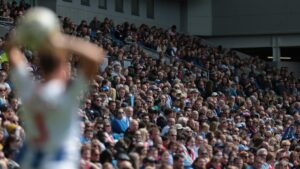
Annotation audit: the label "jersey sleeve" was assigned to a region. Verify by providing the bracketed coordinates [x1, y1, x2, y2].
[66, 73, 88, 100]
[10, 65, 35, 101]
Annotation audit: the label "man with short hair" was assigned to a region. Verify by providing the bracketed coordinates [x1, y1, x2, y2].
[108, 100, 117, 115]
[124, 119, 139, 140]
[124, 106, 134, 121]
[161, 117, 176, 136]
[148, 127, 160, 146]
[168, 128, 177, 141]
[256, 148, 270, 169]
[173, 154, 184, 169]
[80, 128, 94, 144]
[111, 108, 130, 134]
[116, 153, 134, 169]
[248, 156, 265, 169]
[90, 148, 102, 169]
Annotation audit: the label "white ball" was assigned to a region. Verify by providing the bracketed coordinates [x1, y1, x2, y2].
[15, 7, 61, 50]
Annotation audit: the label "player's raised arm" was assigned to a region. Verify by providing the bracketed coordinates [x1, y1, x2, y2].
[62, 34, 104, 64]
[5, 40, 28, 69]
[50, 33, 105, 80]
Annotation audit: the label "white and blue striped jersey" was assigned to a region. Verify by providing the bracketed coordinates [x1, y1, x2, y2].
[11, 65, 86, 169]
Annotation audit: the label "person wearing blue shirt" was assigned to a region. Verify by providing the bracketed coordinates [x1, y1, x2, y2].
[80, 128, 94, 144]
[282, 121, 300, 142]
[111, 108, 130, 134]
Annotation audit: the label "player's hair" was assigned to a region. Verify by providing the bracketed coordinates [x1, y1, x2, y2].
[39, 53, 60, 74]
[38, 49, 66, 75]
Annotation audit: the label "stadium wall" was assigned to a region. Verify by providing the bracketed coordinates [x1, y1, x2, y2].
[37, 0, 57, 11]
[54, 0, 180, 30]
[206, 35, 300, 78]
[212, 0, 300, 36]
[185, 0, 212, 36]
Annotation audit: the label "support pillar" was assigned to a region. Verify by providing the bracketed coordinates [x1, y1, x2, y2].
[272, 36, 281, 68]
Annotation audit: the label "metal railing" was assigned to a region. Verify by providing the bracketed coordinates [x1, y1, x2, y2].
[0, 16, 14, 27]
[197, 36, 251, 59]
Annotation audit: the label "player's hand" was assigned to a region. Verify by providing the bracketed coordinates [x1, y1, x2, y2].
[50, 33, 105, 64]
[5, 42, 27, 68]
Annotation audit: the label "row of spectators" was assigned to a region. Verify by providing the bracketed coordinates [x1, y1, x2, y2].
[0, 0, 31, 21]
[0, 2, 299, 169]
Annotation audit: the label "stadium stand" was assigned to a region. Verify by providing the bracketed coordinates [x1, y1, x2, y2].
[0, 1, 299, 169]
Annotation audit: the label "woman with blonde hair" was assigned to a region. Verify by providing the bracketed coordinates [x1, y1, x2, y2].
[139, 128, 150, 147]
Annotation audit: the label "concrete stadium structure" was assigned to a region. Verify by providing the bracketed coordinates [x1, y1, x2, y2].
[29, 0, 300, 76]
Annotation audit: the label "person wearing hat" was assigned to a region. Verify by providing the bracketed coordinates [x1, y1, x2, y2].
[172, 107, 181, 114]
[148, 106, 160, 124]
[211, 92, 218, 97]
[175, 124, 184, 131]
[101, 80, 116, 101]
[183, 126, 193, 138]
[274, 159, 289, 169]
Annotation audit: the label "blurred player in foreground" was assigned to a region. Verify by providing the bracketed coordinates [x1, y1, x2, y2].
[5, 7, 104, 169]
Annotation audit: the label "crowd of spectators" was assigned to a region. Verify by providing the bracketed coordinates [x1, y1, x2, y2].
[0, 1, 299, 169]
[0, 0, 30, 21]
